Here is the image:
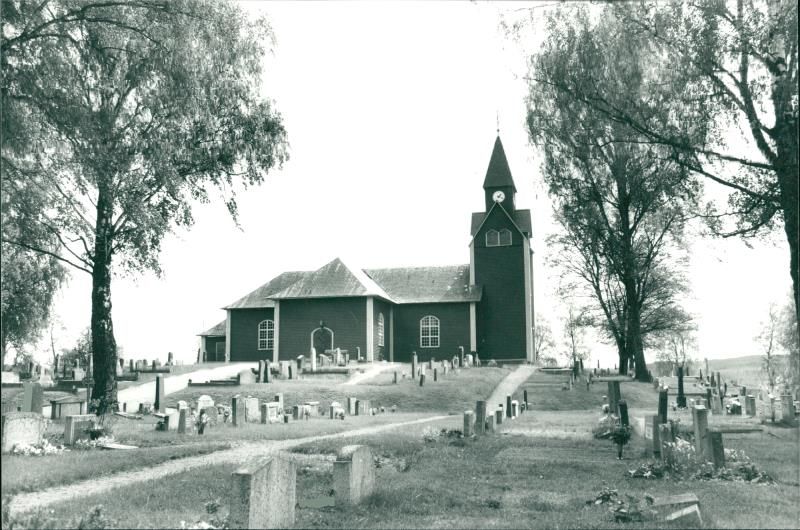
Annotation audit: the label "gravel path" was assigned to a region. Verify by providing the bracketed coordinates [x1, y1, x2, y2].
[340, 362, 403, 386]
[8, 365, 535, 516]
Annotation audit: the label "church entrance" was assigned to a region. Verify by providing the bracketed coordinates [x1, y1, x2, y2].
[311, 326, 334, 355]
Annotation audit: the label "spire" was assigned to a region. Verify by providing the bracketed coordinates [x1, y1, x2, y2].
[482, 135, 516, 191]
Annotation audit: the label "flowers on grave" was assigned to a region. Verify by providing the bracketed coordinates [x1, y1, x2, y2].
[218, 404, 232, 423]
[12, 438, 69, 456]
[74, 435, 116, 449]
[627, 462, 667, 479]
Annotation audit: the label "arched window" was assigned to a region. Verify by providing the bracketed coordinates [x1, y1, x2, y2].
[498, 228, 512, 246]
[420, 315, 440, 348]
[485, 229, 500, 247]
[258, 320, 274, 350]
[377, 313, 385, 347]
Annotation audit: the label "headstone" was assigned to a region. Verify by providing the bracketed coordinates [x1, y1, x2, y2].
[237, 369, 255, 385]
[279, 361, 290, 379]
[229, 455, 296, 529]
[329, 402, 345, 419]
[433, 368, 438, 382]
[511, 400, 520, 418]
[333, 445, 375, 506]
[458, 346, 465, 367]
[310, 347, 317, 372]
[21, 383, 43, 413]
[273, 393, 284, 413]
[356, 399, 370, 416]
[2, 412, 47, 452]
[692, 405, 709, 460]
[463, 410, 475, 437]
[709, 430, 725, 469]
[245, 397, 260, 422]
[393, 371, 398, 384]
[167, 352, 174, 366]
[115, 361, 123, 377]
[178, 408, 189, 434]
[486, 412, 496, 433]
[419, 373, 425, 386]
[658, 423, 675, 465]
[288, 364, 295, 380]
[617, 400, 629, 427]
[782, 393, 795, 422]
[304, 401, 321, 417]
[465, 354, 473, 367]
[73, 367, 85, 381]
[262, 402, 279, 424]
[676, 366, 686, 408]
[232, 395, 245, 427]
[644, 414, 660, 456]
[154, 375, 165, 413]
[258, 361, 266, 383]
[523, 390, 529, 409]
[347, 397, 358, 415]
[428, 358, 434, 370]
[495, 407, 504, 425]
[658, 389, 669, 424]
[50, 397, 85, 419]
[710, 393, 722, 415]
[203, 406, 218, 425]
[64, 414, 94, 445]
[292, 405, 301, 420]
[163, 410, 180, 431]
[197, 395, 214, 411]
[607, 381, 621, 414]
[411, 352, 418, 380]
[474, 400, 487, 435]
[506, 395, 512, 418]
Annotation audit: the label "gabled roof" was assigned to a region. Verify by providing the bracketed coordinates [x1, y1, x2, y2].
[270, 258, 394, 302]
[199, 320, 226, 337]
[364, 265, 482, 304]
[224, 271, 309, 309]
[483, 136, 517, 191]
[470, 207, 533, 238]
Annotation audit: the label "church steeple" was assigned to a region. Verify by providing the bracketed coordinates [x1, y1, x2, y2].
[483, 135, 516, 212]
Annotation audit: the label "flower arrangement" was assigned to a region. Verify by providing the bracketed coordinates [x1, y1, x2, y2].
[12, 438, 69, 456]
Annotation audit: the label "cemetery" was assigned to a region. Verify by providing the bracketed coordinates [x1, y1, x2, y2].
[1, 356, 798, 529]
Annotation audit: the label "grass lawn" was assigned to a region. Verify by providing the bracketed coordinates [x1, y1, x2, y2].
[23, 411, 799, 529]
[164, 365, 512, 415]
[1, 441, 230, 496]
[518, 371, 660, 411]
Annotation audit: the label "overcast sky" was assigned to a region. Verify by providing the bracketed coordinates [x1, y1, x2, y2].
[42, 1, 792, 367]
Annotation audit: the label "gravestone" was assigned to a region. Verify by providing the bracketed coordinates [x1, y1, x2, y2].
[393, 372, 398, 384]
[21, 382, 44, 413]
[658, 389, 669, 424]
[163, 410, 180, 431]
[463, 410, 475, 437]
[115, 361, 123, 377]
[292, 405, 301, 421]
[154, 376, 165, 413]
[692, 405, 709, 460]
[262, 402, 280, 424]
[486, 412, 496, 433]
[229, 455, 296, 529]
[433, 368, 438, 382]
[178, 408, 189, 434]
[506, 395, 513, 418]
[617, 400, 629, 427]
[279, 361, 290, 379]
[709, 430, 725, 469]
[495, 407, 504, 425]
[273, 393, 284, 413]
[239, 369, 256, 385]
[458, 346, 465, 367]
[177, 400, 188, 410]
[745, 395, 756, 416]
[607, 381, 621, 415]
[475, 400, 487, 435]
[465, 353, 473, 367]
[333, 445, 375, 506]
[419, 373, 425, 386]
[511, 400, 520, 418]
[64, 414, 95, 445]
[329, 402, 345, 419]
[356, 399, 370, 416]
[245, 397, 260, 422]
[710, 393, 722, 415]
[264, 363, 272, 383]
[197, 395, 214, 412]
[781, 393, 795, 422]
[676, 366, 686, 408]
[523, 390, 529, 408]
[304, 401, 320, 417]
[644, 414, 660, 456]
[658, 423, 675, 466]
[347, 397, 358, 415]
[288, 364, 295, 380]
[73, 367, 86, 381]
[203, 406, 218, 425]
[50, 397, 85, 419]
[311, 347, 317, 372]
[232, 396, 245, 427]
[2, 412, 47, 452]
[428, 358, 434, 370]
[258, 361, 266, 383]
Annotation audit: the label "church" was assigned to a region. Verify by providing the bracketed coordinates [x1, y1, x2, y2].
[198, 136, 534, 364]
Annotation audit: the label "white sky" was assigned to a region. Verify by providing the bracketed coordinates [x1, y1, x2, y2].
[42, 1, 792, 368]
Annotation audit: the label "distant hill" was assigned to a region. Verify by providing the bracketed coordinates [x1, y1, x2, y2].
[704, 354, 789, 388]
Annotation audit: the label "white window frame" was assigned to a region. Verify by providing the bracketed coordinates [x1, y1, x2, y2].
[377, 313, 385, 347]
[420, 315, 440, 348]
[485, 229, 500, 247]
[498, 228, 512, 246]
[258, 319, 274, 350]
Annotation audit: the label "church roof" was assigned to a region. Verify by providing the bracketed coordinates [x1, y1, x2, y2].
[198, 320, 226, 336]
[470, 208, 533, 237]
[223, 271, 309, 309]
[483, 136, 517, 191]
[270, 258, 395, 302]
[364, 265, 482, 304]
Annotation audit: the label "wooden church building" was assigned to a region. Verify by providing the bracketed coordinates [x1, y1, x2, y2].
[199, 136, 534, 364]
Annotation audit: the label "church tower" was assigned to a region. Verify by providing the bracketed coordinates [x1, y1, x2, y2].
[469, 136, 534, 362]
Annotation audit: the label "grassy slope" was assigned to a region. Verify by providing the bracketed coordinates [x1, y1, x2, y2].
[26, 415, 799, 529]
[165, 366, 511, 415]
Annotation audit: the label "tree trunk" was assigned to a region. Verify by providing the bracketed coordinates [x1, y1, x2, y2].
[90, 184, 118, 414]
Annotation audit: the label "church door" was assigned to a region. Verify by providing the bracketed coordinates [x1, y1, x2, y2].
[312, 327, 334, 355]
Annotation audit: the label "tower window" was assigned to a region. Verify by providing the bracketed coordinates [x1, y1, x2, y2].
[420, 315, 440, 348]
[498, 228, 512, 245]
[258, 319, 274, 350]
[486, 229, 499, 247]
[378, 313, 385, 347]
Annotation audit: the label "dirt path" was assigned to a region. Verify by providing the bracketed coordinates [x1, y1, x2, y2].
[485, 364, 536, 409]
[7, 414, 450, 517]
[340, 362, 403, 386]
[8, 365, 536, 516]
